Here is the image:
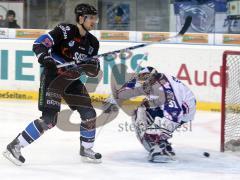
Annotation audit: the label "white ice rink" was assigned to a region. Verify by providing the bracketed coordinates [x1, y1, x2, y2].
[0, 100, 240, 180]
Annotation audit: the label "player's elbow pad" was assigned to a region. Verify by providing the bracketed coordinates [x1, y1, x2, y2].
[33, 34, 54, 58]
[32, 44, 48, 59]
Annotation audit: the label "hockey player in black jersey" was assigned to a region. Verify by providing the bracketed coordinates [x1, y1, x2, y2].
[3, 3, 102, 165]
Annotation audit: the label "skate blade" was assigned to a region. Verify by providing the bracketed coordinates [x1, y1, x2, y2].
[81, 156, 102, 164]
[2, 150, 23, 166]
[149, 155, 176, 163]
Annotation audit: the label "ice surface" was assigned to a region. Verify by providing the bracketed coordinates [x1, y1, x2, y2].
[0, 100, 240, 180]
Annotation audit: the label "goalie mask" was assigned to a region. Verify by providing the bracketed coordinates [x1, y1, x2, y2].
[137, 66, 157, 83]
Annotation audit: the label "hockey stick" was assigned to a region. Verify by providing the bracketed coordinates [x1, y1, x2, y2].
[57, 16, 192, 68]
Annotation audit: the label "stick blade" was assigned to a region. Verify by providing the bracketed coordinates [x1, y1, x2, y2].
[178, 16, 192, 36]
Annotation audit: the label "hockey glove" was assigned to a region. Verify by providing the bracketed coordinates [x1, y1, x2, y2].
[80, 58, 100, 77]
[38, 54, 57, 69]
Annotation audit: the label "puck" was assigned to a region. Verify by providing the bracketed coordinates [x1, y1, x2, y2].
[203, 152, 210, 157]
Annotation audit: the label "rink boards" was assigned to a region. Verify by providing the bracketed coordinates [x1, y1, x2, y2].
[0, 39, 240, 111]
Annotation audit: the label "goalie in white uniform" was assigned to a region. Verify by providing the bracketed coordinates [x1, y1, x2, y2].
[104, 66, 196, 162]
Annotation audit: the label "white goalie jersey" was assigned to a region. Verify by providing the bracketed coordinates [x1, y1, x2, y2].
[117, 73, 196, 124]
[104, 67, 196, 158]
[162, 74, 196, 124]
[114, 70, 196, 151]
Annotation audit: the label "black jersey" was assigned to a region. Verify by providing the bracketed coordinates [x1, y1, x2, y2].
[33, 23, 99, 65]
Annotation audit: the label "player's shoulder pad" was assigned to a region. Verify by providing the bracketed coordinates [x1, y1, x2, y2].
[56, 23, 77, 40]
[88, 32, 99, 47]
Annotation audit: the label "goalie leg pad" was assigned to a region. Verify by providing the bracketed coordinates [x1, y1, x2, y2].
[133, 106, 180, 153]
[148, 141, 176, 163]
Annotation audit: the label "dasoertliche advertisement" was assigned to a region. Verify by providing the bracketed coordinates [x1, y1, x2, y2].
[100, 31, 130, 41]
[223, 34, 240, 45]
[2, 28, 240, 46]
[182, 33, 209, 44]
[15, 29, 47, 39]
[141, 32, 170, 42]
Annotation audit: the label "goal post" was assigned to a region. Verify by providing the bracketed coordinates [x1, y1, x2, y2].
[221, 50, 240, 152]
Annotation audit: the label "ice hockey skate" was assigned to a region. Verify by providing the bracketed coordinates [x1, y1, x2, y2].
[3, 137, 25, 166]
[80, 145, 102, 163]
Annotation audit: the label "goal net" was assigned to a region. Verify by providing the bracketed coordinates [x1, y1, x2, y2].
[221, 50, 240, 152]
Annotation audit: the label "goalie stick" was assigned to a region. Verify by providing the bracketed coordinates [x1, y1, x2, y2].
[57, 16, 192, 68]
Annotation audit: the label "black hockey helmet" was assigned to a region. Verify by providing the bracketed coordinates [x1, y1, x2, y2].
[75, 3, 98, 22]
